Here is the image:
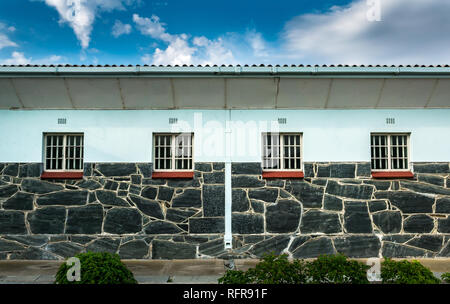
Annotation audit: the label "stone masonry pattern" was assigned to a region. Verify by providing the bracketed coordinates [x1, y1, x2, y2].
[0, 161, 449, 260]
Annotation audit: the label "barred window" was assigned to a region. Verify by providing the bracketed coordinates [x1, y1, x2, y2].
[154, 133, 193, 171]
[262, 133, 302, 170]
[44, 134, 84, 171]
[371, 134, 409, 170]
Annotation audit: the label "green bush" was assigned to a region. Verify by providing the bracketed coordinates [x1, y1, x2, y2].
[55, 252, 138, 284]
[381, 258, 441, 284]
[218, 253, 308, 284]
[441, 273, 450, 283]
[219, 253, 369, 284]
[306, 254, 370, 284]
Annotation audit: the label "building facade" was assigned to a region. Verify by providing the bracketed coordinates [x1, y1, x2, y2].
[0, 65, 449, 260]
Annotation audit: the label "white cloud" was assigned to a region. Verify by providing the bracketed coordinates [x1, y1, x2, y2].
[282, 0, 450, 64]
[43, 0, 135, 49]
[112, 20, 131, 38]
[245, 30, 268, 58]
[0, 23, 18, 50]
[133, 14, 238, 65]
[0, 51, 65, 65]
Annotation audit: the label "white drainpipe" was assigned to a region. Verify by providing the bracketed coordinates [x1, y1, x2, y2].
[224, 110, 232, 249]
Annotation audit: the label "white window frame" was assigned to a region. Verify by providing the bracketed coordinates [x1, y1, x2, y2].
[261, 132, 303, 171]
[43, 133, 84, 172]
[153, 133, 194, 172]
[370, 133, 411, 171]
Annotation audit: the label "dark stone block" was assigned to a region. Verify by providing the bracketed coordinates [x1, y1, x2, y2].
[104, 208, 142, 234]
[437, 242, 450, 257]
[18, 163, 41, 178]
[232, 213, 264, 234]
[3, 164, 18, 176]
[194, 163, 212, 172]
[391, 181, 400, 190]
[213, 163, 225, 171]
[417, 174, 445, 187]
[267, 180, 285, 187]
[76, 179, 102, 190]
[166, 209, 197, 223]
[157, 187, 174, 202]
[3, 235, 48, 246]
[142, 178, 165, 185]
[316, 164, 330, 177]
[334, 235, 381, 258]
[131, 174, 142, 185]
[251, 200, 264, 213]
[104, 180, 118, 190]
[382, 242, 428, 258]
[70, 236, 95, 245]
[344, 202, 372, 233]
[249, 236, 290, 257]
[128, 195, 163, 219]
[96, 163, 137, 177]
[403, 215, 434, 233]
[0, 163, 4, 173]
[36, 190, 88, 206]
[0, 184, 19, 198]
[144, 221, 183, 234]
[286, 181, 324, 208]
[86, 238, 120, 254]
[288, 236, 311, 252]
[232, 163, 261, 175]
[300, 210, 341, 234]
[383, 235, 414, 244]
[66, 204, 103, 234]
[248, 188, 278, 203]
[372, 211, 402, 233]
[363, 180, 390, 190]
[323, 194, 343, 211]
[368, 200, 388, 212]
[317, 163, 355, 178]
[203, 171, 224, 184]
[203, 185, 225, 217]
[119, 240, 148, 259]
[46, 242, 84, 258]
[0, 239, 25, 251]
[198, 238, 226, 256]
[95, 190, 129, 206]
[152, 240, 196, 259]
[265, 199, 302, 233]
[232, 175, 265, 188]
[311, 179, 327, 186]
[83, 163, 93, 177]
[436, 198, 450, 213]
[189, 217, 224, 233]
[438, 217, 450, 233]
[400, 181, 450, 196]
[172, 189, 202, 208]
[118, 182, 128, 190]
[326, 180, 374, 200]
[3, 192, 34, 210]
[167, 178, 201, 188]
[9, 247, 58, 260]
[374, 191, 434, 213]
[232, 189, 249, 212]
[413, 163, 449, 174]
[141, 186, 158, 200]
[292, 238, 336, 258]
[129, 185, 141, 195]
[137, 163, 152, 178]
[303, 163, 314, 177]
[407, 235, 443, 252]
[27, 207, 66, 234]
[356, 163, 371, 177]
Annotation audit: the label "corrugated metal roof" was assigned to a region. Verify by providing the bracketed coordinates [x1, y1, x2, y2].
[0, 64, 449, 67]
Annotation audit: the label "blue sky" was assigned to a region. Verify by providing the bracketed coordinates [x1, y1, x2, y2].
[1, 0, 449, 65]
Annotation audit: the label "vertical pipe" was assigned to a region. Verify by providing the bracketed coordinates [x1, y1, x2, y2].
[224, 109, 232, 249]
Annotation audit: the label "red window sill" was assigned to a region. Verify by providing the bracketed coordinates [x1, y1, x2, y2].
[262, 171, 304, 179]
[152, 171, 194, 179]
[41, 172, 84, 179]
[371, 171, 414, 179]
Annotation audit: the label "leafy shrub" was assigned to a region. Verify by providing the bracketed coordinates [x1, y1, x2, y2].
[441, 273, 450, 283]
[306, 254, 370, 284]
[55, 252, 138, 284]
[218, 253, 308, 284]
[219, 253, 369, 284]
[381, 258, 441, 284]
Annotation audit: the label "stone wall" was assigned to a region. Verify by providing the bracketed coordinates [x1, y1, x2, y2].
[0, 162, 449, 260]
